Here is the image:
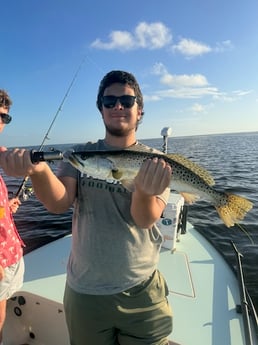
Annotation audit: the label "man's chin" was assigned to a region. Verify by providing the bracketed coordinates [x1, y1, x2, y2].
[105, 125, 133, 137]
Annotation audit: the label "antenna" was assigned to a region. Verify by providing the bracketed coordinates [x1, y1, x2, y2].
[161, 127, 172, 153]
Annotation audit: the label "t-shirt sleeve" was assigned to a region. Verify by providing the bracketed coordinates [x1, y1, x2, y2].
[57, 160, 78, 179]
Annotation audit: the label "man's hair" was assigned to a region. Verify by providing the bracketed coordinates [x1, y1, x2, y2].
[96, 70, 144, 117]
[0, 89, 12, 111]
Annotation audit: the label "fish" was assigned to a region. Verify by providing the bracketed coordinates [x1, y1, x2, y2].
[64, 149, 253, 228]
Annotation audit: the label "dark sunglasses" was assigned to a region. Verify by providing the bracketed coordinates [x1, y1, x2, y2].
[0, 113, 12, 124]
[102, 95, 137, 109]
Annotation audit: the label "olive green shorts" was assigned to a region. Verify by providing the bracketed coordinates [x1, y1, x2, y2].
[64, 269, 173, 345]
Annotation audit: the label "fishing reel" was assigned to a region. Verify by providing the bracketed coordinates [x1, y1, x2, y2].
[15, 149, 63, 203]
[21, 186, 34, 201]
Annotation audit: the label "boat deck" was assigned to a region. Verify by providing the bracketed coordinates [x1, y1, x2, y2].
[4, 225, 257, 344]
[162, 225, 251, 344]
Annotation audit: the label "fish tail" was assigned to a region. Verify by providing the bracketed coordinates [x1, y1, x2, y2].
[215, 193, 253, 228]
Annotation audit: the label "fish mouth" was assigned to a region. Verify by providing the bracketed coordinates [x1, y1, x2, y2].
[69, 154, 84, 169]
[63, 150, 82, 169]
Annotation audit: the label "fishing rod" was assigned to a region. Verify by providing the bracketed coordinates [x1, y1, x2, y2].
[231, 241, 258, 345]
[15, 56, 86, 200]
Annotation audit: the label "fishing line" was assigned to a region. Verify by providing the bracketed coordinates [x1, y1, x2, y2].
[15, 56, 87, 200]
[236, 223, 255, 245]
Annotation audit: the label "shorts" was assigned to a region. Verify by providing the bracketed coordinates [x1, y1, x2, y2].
[0, 257, 24, 301]
[64, 269, 173, 345]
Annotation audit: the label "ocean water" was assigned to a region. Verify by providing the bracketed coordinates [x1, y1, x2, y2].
[3, 132, 258, 313]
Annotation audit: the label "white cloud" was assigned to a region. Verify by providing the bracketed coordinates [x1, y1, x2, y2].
[90, 21, 233, 59]
[173, 38, 212, 57]
[172, 38, 233, 58]
[150, 62, 224, 99]
[232, 89, 253, 97]
[214, 40, 234, 52]
[91, 22, 172, 51]
[160, 73, 208, 87]
[91, 31, 135, 50]
[152, 62, 209, 88]
[150, 63, 252, 101]
[144, 94, 162, 102]
[155, 86, 219, 99]
[212, 89, 253, 102]
[191, 103, 206, 113]
[135, 22, 172, 49]
[152, 62, 168, 75]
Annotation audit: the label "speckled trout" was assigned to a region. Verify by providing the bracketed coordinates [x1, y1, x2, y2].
[64, 149, 253, 228]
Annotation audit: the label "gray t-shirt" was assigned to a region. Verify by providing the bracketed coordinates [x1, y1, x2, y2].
[58, 140, 170, 295]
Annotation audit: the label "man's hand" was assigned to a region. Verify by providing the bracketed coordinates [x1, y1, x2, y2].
[131, 158, 172, 228]
[134, 157, 172, 196]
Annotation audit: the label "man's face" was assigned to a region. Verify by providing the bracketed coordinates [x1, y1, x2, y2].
[101, 83, 142, 137]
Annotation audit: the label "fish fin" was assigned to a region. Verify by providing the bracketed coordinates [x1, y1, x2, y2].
[180, 192, 200, 204]
[215, 193, 253, 228]
[167, 153, 215, 186]
[120, 179, 135, 192]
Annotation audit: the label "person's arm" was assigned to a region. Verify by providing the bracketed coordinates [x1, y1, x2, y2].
[0, 265, 4, 280]
[29, 165, 76, 213]
[131, 158, 171, 229]
[0, 148, 76, 214]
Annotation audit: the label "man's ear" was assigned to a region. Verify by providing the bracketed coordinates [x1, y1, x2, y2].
[137, 109, 142, 121]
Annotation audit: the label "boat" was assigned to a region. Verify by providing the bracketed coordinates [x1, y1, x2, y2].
[3, 129, 258, 345]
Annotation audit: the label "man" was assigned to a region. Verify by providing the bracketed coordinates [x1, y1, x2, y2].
[0, 71, 173, 344]
[0, 90, 24, 345]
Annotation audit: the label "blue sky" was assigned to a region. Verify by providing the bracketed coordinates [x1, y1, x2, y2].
[1, 0, 257, 147]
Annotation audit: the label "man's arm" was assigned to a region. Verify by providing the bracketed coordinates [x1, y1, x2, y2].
[0, 148, 76, 214]
[29, 166, 76, 213]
